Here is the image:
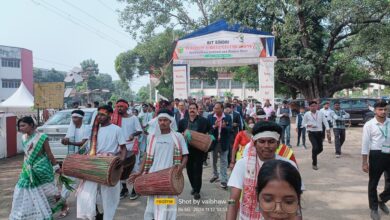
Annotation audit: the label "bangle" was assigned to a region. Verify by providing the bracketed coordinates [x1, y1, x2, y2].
[53, 164, 60, 172]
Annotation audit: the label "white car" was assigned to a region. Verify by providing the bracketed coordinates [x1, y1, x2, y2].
[274, 98, 283, 106]
[37, 108, 97, 160]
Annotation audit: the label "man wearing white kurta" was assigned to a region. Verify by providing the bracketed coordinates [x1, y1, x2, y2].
[129, 109, 188, 220]
[112, 99, 143, 199]
[60, 109, 91, 217]
[77, 105, 127, 220]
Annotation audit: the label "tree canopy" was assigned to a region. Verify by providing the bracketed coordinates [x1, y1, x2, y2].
[80, 59, 99, 75]
[115, 28, 183, 98]
[33, 68, 66, 83]
[117, 0, 216, 40]
[117, 0, 390, 99]
[217, 0, 390, 98]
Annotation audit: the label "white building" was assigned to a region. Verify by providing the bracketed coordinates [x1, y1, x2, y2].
[189, 72, 259, 99]
[0, 45, 33, 102]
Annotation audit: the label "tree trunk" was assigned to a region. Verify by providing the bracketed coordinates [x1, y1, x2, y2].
[300, 87, 316, 100]
[290, 88, 298, 99]
[298, 84, 335, 100]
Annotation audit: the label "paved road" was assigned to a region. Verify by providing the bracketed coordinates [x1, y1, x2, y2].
[1, 126, 389, 219]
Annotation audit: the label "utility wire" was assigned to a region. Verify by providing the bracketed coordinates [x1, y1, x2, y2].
[62, 0, 129, 38]
[34, 56, 74, 68]
[31, 0, 127, 48]
[39, 0, 126, 47]
[97, 0, 117, 14]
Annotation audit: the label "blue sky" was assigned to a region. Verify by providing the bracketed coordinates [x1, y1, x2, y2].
[1, 0, 149, 91]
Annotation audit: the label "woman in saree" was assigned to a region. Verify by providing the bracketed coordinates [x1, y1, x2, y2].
[9, 116, 63, 220]
[230, 117, 255, 169]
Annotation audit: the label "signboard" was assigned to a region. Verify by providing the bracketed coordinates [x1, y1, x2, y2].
[174, 31, 273, 60]
[258, 58, 276, 107]
[34, 82, 65, 109]
[173, 65, 189, 99]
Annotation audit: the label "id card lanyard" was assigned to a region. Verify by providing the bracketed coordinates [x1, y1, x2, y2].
[378, 122, 390, 154]
[378, 123, 389, 140]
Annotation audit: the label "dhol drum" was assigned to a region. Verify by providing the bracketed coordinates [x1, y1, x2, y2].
[62, 154, 123, 186]
[185, 130, 212, 152]
[120, 153, 136, 180]
[134, 165, 184, 196]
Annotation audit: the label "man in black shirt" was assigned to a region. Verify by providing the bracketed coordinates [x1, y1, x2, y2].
[178, 103, 210, 199]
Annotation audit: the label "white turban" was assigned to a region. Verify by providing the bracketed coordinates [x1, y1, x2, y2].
[252, 131, 280, 141]
[147, 113, 177, 136]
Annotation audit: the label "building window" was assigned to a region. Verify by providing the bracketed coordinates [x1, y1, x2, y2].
[190, 79, 202, 89]
[2, 79, 21, 88]
[218, 79, 230, 89]
[203, 80, 216, 89]
[231, 80, 242, 89]
[1, 58, 20, 68]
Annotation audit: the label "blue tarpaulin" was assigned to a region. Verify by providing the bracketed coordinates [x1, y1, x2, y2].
[180, 19, 273, 40]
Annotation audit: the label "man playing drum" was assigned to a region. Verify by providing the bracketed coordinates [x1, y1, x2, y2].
[178, 103, 210, 200]
[77, 105, 127, 220]
[129, 109, 189, 220]
[112, 99, 143, 200]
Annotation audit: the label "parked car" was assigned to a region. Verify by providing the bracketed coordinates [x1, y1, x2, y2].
[289, 98, 376, 125]
[289, 99, 307, 116]
[339, 98, 375, 126]
[37, 108, 97, 160]
[319, 98, 376, 125]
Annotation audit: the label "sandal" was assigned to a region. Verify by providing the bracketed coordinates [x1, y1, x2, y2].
[58, 207, 70, 219]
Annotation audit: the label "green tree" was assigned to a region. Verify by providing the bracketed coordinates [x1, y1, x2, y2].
[112, 80, 136, 101]
[137, 84, 151, 102]
[115, 28, 220, 98]
[216, 0, 390, 99]
[119, 0, 390, 99]
[117, 0, 215, 40]
[224, 91, 234, 98]
[85, 73, 114, 91]
[115, 29, 184, 99]
[80, 59, 99, 75]
[33, 68, 66, 83]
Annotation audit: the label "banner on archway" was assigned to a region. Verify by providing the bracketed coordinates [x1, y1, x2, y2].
[174, 31, 273, 61]
[172, 19, 276, 100]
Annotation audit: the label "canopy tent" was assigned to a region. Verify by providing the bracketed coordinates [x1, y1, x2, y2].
[0, 82, 34, 112]
[172, 19, 276, 103]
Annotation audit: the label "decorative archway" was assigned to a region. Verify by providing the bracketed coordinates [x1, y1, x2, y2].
[172, 19, 276, 105]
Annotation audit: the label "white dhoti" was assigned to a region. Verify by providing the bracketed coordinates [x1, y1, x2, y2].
[144, 195, 177, 220]
[77, 180, 120, 220]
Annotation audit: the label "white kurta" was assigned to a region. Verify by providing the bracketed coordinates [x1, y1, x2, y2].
[121, 116, 143, 173]
[61, 124, 91, 200]
[144, 133, 189, 220]
[77, 124, 126, 220]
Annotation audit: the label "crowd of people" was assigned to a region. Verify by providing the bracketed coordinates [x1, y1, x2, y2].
[7, 96, 390, 220]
